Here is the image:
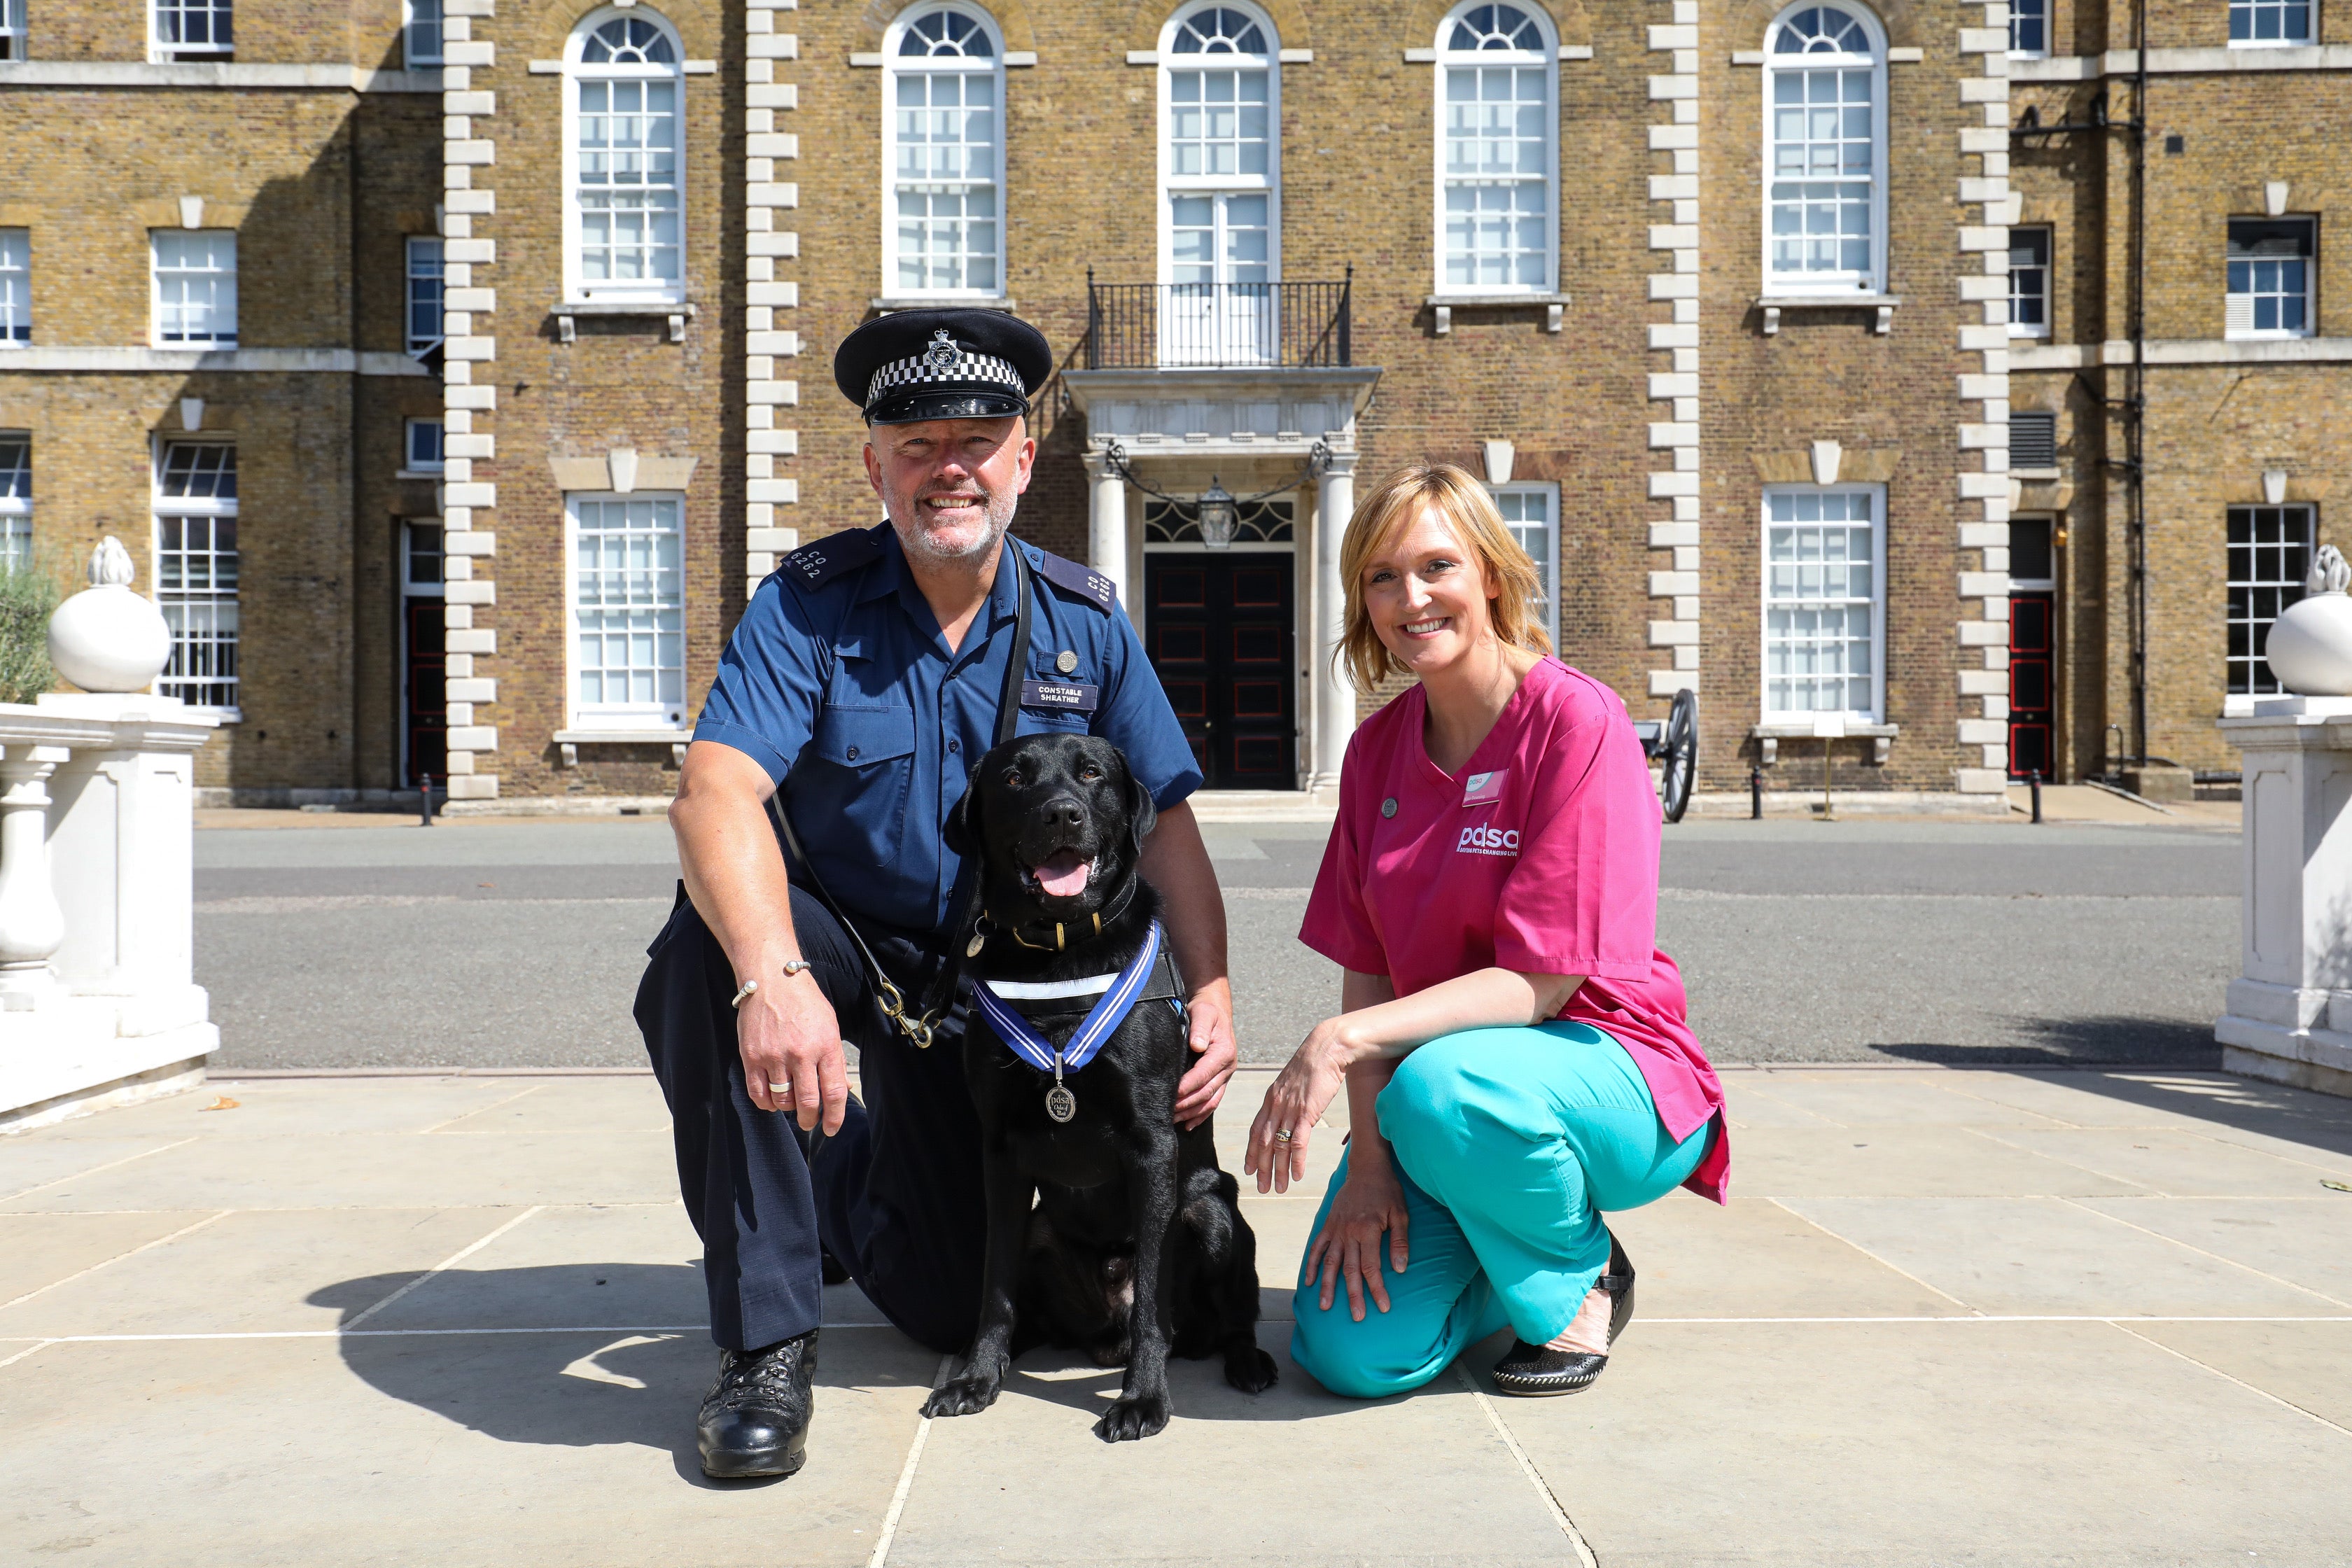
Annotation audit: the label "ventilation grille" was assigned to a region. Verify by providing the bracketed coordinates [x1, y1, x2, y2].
[2010, 412, 2058, 469]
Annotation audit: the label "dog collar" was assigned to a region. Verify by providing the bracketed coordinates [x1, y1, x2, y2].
[972, 920, 1166, 1124]
[979, 869, 1140, 954]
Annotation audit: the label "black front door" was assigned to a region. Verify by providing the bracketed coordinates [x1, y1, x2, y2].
[1144, 553, 1296, 790]
[2008, 591, 2055, 780]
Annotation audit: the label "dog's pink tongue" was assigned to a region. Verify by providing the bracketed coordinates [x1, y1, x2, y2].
[1034, 850, 1092, 898]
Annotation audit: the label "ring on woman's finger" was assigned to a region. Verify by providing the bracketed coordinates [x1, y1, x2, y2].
[1273, 1128, 1293, 1143]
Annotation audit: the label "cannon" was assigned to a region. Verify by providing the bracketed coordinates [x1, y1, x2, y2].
[1629, 687, 1697, 825]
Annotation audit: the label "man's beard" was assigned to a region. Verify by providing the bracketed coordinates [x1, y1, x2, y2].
[894, 482, 1018, 562]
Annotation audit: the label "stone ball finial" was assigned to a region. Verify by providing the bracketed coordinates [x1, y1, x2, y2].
[2264, 543, 2352, 696]
[48, 535, 175, 694]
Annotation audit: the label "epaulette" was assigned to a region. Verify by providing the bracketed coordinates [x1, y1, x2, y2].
[780, 524, 888, 592]
[1021, 542, 1117, 613]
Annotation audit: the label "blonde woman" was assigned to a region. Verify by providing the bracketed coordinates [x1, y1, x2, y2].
[1244, 463, 1728, 1399]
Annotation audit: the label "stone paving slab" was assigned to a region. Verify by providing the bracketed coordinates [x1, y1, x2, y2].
[4, 1067, 2352, 1566]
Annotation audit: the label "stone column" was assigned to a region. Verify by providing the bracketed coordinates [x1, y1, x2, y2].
[1309, 454, 1357, 797]
[2216, 696, 2352, 1098]
[1084, 449, 1130, 611]
[0, 743, 67, 1009]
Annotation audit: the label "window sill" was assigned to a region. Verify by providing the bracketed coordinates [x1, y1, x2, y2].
[553, 728, 692, 745]
[1758, 295, 1900, 335]
[872, 295, 1017, 313]
[1427, 293, 1569, 335]
[396, 468, 444, 481]
[2010, 466, 2062, 481]
[1753, 721, 1896, 766]
[2008, 327, 2052, 340]
[2224, 330, 2316, 343]
[150, 340, 241, 351]
[552, 301, 695, 344]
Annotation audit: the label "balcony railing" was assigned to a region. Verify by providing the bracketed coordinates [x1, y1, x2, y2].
[1086, 272, 1352, 370]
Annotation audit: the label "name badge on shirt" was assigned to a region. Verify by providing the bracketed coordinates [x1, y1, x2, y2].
[1462, 769, 1507, 807]
[1021, 679, 1100, 715]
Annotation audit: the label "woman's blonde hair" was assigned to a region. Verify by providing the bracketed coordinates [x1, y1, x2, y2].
[1336, 462, 1552, 693]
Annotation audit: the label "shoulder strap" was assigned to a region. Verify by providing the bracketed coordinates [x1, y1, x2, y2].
[1025, 544, 1119, 614]
[770, 549, 1033, 1047]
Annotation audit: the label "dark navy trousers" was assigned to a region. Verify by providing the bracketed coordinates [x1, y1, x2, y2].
[635, 884, 988, 1354]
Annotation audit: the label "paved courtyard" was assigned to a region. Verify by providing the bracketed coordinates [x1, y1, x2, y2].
[6, 1063, 2351, 1565]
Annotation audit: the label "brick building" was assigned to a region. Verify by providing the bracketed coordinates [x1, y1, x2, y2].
[1, 0, 2343, 806]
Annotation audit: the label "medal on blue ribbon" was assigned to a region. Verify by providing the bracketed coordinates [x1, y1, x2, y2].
[971, 920, 1166, 1124]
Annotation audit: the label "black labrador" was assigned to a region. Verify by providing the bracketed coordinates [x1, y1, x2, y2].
[928, 732, 1278, 1442]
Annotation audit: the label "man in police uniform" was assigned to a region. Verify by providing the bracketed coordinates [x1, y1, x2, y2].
[637, 309, 1238, 1479]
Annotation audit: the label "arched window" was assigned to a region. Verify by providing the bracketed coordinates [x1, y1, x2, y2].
[564, 10, 683, 304]
[1762, 4, 1886, 295]
[1434, 2, 1557, 296]
[1158, 4, 1279, 364]
[883, 4, 1004, 298]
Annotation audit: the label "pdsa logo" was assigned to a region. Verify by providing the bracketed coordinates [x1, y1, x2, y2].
[1456, 823, 1520, 858]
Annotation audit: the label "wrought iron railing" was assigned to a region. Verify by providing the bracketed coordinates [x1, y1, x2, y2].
[1085, 270, 1352, 370]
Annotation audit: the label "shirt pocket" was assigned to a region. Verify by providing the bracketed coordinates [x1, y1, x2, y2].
[808, 704, 918, 867]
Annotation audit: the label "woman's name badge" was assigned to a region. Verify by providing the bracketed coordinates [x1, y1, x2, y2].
[1462, 770, 1507, 807]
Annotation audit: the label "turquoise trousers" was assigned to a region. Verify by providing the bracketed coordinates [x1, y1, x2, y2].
[1289, 1021, 1714, 1399]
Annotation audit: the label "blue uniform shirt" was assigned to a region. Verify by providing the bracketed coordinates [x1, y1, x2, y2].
[694, 524, 1203, 933]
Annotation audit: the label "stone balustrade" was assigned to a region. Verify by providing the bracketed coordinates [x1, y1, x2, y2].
[0, 692, 219, 1131]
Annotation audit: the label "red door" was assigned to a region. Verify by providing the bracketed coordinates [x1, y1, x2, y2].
[405, 596, 446, 788]
[2008, 591, 2055, 779]
[1144, 554, 1296, 790]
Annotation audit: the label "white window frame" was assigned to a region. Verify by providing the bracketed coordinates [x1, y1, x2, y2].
[405, 235, 444, 355]
[2230, 0, 2312, 47]
[2008, 224, 2052, 339]
[2006, 0, 2048, 57]
[153, 440, 240, 717]
[1760, 483, 1886, 724]
[404, 0, 444, 68]
[1759, 2, 1888, 298]
[0, 229, 27, 345]
[0, 434, 29, 574]
[403, 419, 445, 475]
[881, 3, 1007, 302]
[0, 0, 26, 63]
[151, 0, 232, 62]
[565, 491, 688, 732]
[1157, 3, 1282, 291]
[151, 230, 237, 347]
[2229, 504, 2316, 695]
[1487, 481, 1560, 652]
[2227, 216, 2316, 340]
[1432, 1, 1558, 298]
[562, 7, 686, 307]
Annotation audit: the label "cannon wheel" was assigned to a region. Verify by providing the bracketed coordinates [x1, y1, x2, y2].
[1660, 688, 1698, 824]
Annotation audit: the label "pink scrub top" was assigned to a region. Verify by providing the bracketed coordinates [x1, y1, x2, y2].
[1299, 658, 1730, 1203]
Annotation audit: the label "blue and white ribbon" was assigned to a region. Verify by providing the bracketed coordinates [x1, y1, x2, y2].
[972, 920, 1164, 1078]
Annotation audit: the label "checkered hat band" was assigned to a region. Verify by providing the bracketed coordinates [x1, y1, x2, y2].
[867, 348, 1024, 405]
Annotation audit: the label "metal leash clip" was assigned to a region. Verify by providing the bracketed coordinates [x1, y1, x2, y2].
[875, 976, 941, 1049]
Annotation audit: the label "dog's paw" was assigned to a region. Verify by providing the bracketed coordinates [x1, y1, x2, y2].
[923, 1375, 1001, 1419]
[1224, 1345, 1279, 1394]
[1092, 1392, 1171, 1443]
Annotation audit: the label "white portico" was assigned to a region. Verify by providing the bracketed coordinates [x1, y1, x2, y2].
[1063, 363, 1379, 798]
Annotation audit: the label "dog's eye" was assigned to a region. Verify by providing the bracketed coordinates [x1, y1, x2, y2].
[1002, 769, 1023, 789]
[1079, 765, 1102, 783]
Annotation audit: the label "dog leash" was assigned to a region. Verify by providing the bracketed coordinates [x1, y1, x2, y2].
[766, 548, 1035, 1049]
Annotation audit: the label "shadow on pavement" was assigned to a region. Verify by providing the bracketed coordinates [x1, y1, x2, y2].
[307, 1266, 846, 1488]
[1871, 1013, 2222, 1069]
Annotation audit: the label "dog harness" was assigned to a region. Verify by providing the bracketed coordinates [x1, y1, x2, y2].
[971, 919, 1185, 1124]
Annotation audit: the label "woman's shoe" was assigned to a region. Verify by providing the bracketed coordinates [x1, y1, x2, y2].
[1490, 1231, 1636, 1396]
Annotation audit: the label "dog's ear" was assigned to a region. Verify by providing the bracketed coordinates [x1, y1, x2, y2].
[944, 765, 984, 858]
[1126, 760, 1157, 858]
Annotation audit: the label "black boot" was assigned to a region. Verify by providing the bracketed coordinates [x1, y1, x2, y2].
[697, 1329, 817, 1478]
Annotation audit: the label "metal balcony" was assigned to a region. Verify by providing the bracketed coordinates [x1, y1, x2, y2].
[1084, 271, 1352, 370]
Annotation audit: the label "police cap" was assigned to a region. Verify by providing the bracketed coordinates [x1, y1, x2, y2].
[833, 308, 1054, 426]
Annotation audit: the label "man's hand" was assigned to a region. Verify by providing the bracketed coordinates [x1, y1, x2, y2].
[738, 970, 850, 1134]
[1174, 976, 1237, 1130]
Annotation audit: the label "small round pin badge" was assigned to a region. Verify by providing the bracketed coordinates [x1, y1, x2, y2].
[1381, 797, 1399, 818]
[1056, 650, 1078, 675]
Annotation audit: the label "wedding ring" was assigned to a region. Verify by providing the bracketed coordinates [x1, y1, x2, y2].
[1273, 1128, 1293, 1143]
[766, 1081, 790, 1093]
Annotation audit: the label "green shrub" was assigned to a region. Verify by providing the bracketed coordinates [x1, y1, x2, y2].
[0, 559, 60, 706]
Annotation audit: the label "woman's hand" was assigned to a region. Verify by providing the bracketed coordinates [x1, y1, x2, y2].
[1306, 1150, 1411, 1321]
[1244, 1021, 1351, 1194]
